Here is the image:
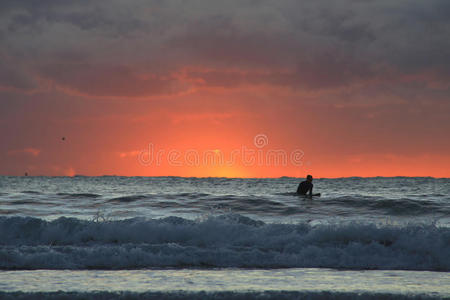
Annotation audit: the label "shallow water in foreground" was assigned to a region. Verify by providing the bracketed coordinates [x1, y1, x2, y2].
[0, 268, 449, 299]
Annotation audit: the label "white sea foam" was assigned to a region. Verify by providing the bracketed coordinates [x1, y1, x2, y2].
[0, 215, 448, 271]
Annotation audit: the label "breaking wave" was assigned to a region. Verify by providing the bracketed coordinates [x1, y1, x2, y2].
[0, 215, 449, 271]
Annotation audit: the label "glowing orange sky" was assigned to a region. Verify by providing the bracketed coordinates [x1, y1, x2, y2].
[2, 85, 449, 178]
[1, 1, 449, 177]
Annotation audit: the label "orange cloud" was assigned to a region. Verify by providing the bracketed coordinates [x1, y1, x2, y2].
[119, 151, 141, 158]
[8, 148, 41, 157]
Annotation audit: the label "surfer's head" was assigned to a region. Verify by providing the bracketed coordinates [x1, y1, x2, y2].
[306, 174, 313, 182]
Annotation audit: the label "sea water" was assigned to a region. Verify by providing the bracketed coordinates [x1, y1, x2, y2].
[0, 176, 449, 299]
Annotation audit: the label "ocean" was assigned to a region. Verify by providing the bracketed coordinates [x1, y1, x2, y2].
[0, 176, 449, 299]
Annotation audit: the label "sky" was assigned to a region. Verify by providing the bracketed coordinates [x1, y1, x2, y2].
[1, 0, 449, 178]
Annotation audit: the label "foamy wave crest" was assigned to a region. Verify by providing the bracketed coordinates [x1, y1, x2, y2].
[0, 291, 441, 300]
[0, 215, 449, 271]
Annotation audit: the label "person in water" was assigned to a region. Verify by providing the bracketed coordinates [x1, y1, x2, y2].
[297, 175, 320, 196]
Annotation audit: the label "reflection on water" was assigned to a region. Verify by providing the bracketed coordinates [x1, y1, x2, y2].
[0, 268, 449, 296]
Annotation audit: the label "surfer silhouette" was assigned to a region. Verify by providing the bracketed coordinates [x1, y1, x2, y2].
[297, 175, 320, 197]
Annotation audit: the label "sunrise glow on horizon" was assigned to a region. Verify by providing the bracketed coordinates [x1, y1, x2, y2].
[1, 1, 449, 178]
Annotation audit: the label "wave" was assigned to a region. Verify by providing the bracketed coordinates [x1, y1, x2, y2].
[0, 291, 442, 300]
[319, 196, 449, 215]
[0, 215, 449, 271]
[21, 191, 42, 195]
[57, 193, 101, 198]
[9, 200, 36, 205]
[107, 195, 148, 203]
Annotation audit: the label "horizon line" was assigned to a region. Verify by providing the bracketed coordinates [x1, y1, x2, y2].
[1, 174, 448, 179]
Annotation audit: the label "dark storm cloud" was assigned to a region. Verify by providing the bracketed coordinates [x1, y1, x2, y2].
[1, 0, 145, 36]
[38, 63, 185, 97]
[186, 54, 373, 90]
[0, 0, 449, 96]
